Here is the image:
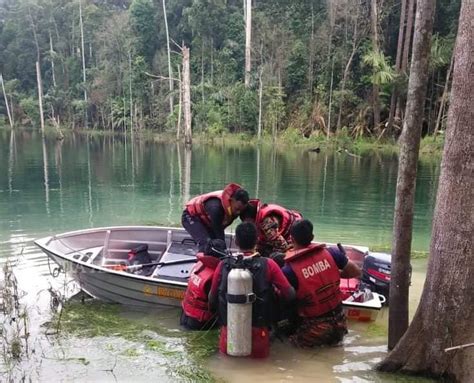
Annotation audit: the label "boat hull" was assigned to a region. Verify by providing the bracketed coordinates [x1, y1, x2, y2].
[41, 247, 187, 308]
[35, 225, 379, 311]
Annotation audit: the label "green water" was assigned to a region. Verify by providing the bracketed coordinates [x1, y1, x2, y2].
[0, 130, 439, 253]
[0, 130, 439, 382]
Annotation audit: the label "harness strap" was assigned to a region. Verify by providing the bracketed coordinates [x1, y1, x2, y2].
[226, 293, 256, 304]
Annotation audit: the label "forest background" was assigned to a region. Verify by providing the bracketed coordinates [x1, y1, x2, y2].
[0, 0, 460, 144]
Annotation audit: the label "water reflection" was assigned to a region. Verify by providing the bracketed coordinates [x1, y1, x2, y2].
[55, 139, 64, 215]
[8, 130, 15, 194]
[167, 145, 175, 225]
[177, 142, 183, 204]
[41, 136, 50, 216]
[256, 145, 260, 198]
[321, 154, 328, 215]
[86, 136, 93, 227]
[183, 146, 192, 206]
[0, 132, 438, 382]
[0, 132, 439, 250]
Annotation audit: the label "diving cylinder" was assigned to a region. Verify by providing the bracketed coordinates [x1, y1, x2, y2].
[227, 267, 254, 356]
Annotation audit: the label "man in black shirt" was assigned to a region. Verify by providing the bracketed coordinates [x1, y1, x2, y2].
[182, 183, 249, 252]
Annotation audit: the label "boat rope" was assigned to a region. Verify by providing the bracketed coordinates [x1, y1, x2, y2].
[47, 252, 63, 278]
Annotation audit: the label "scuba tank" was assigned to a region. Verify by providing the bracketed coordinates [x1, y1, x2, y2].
[226, 255, 256, 356]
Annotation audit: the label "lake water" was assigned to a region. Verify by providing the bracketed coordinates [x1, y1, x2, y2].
[0, 130, 439, 382]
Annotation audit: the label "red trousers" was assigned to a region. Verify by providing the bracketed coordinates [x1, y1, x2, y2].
[218, 326, 270, 358]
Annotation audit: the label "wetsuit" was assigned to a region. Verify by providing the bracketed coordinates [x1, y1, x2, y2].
[209, 253, 295, 358]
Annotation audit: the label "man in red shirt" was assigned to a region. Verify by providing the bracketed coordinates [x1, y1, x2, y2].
[283, 219, 361, 347]
[209, 222, 295, 358]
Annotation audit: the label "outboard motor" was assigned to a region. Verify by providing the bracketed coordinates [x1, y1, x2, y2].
[226, 256, 256, 356]
[362, 252, 391, 301]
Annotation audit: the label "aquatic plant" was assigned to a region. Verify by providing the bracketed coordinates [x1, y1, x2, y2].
[54, 301, 218, 382]
[0, 261, 30, 379]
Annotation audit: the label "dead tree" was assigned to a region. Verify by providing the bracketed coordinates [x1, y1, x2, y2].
[244, 0, 252, 87]
[1, 74, 14, 129]
[182, 46, 192, 146]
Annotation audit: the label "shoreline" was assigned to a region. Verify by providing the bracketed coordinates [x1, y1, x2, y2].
[1, 125, 444, 159]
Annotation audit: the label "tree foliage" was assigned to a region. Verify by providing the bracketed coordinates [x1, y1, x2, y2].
[0, 0, 461, 138]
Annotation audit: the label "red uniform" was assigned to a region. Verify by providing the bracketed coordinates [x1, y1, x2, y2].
[285, 243, 346, 347]
[285, 243, 341, 317]
[185, 183, 242, 228]
[181, 254, 220, 329]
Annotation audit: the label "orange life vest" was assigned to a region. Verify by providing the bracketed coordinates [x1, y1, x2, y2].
[185, 183, 242, 228]
[255, 203, 302, 241]
[181, 253, 220, 323]
[285, 243, 342, 318]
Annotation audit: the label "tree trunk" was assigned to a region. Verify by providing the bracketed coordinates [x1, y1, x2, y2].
[387, 0, 407, 132]
[36, 61, 45, 134]
[336, 18, 358, 132]
[327, 57, 335, 137]
[79, 0, 87, 127]
[201, 40, 205, 103]
[210, 37, 214, 85]
[434, 53, 454, 135]
[379, 2, 473, 380]
[49, 31, 57, 88]
[244, 0, 252, 87]
[370, 0, 381, 130]
[307, 3, 315, 95]
[1, 74, 14, 129]
[388, 0, 435, 350]
[182, 46, 192, 146]
[401, 0, 416, 74]
[395, 0, 416, 123]
[162, 0, 174, 114]
[29, 8, 45, 132]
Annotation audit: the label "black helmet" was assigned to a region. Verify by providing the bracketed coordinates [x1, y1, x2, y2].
[205, 239, 227, 258]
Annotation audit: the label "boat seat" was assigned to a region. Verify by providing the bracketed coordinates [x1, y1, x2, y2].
[152, 241, 199, 279]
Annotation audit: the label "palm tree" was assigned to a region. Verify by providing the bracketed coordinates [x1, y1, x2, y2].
[363, 50, 396, 87]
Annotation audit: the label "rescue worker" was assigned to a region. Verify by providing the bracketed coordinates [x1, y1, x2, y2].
[182, 183, 249, 252]
[282, 219, 361, 348]
[208, 222, 295, 358]
[180, 239, 227, 330]
[240, 200, 302, 257]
